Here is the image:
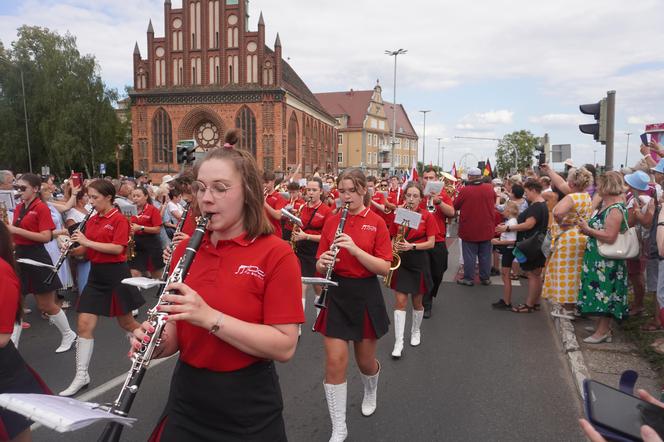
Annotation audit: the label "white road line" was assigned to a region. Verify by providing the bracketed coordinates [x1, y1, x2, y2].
[31, 355, 175, 432]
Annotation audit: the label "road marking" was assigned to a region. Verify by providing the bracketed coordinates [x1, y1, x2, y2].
[31, 355, 175, 432]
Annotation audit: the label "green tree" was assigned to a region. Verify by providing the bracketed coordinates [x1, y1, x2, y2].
[0, 26, 123, 178]
[495, 130, 539, 176]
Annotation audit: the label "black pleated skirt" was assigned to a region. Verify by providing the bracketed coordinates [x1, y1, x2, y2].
[314, 274, 390, 341]
[150, 360, 287, 442]
[128, 234, 164, 272]
[77, 262, 144, 317]
[295, 239, 318, 277]
[389, 249, 433, 295]
[15, 244, 62, 295]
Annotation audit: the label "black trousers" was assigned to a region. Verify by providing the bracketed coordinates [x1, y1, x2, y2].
[423, 241, 448, 310]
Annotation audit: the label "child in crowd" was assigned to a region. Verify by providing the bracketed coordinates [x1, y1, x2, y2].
[491, 201, 519, 310]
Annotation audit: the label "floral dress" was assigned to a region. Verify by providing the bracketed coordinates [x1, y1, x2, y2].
[542, 192, 593, 304]
[577, 203, 629, 320]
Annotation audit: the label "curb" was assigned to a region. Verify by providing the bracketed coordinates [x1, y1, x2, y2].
[546, 302, 590, 398]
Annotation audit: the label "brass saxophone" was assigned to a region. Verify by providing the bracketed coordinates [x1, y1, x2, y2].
[0, 201, 7, 224]
[384, 203, 412, 286]
[125, 214, 136, 261]
[289, 197, 307, 252]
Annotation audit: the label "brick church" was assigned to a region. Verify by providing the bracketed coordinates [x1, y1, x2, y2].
[130, 0, 338, 181]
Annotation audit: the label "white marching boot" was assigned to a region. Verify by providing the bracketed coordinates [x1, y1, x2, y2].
[49, 309, 77, 353]
[360, 361, 380, 417]
[410, 309, 424, 347]
[391, 310, 406, 358]
[324, 382, 348, 442]
[10, 322, 22, 348]
[59, 338, 93, 397]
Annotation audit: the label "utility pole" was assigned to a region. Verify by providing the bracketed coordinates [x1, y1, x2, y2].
[625, 132, 632, 167]
[0, 56, 33, 172]
[420, 110, 431, 165]
[437, 138, 443, 170]
[385, 49, 407, 174]
[605, 90, 616, 171]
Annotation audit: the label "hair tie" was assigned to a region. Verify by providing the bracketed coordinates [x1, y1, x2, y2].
[223, 143, 234, 149]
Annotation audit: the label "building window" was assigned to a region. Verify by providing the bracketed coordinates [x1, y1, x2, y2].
[191, 57, 202, 84]
[209, 56, 221, 84]
[173, 59, 183, 85]
[246, 54, 257, 83]
[195, 121, 220, 148]
[226, 0, 238, 4]
[338, 133, 343, 145]
[190, 1, 201, 50]
[152, 108, 173, 163]
[338, 152, 343, 164]
[208, 0, 220, 48]
[236, 106, 256, 157]
[262, 61, 274, 85]
[288, 113, 298, 164]
[227, 55, 239, 84]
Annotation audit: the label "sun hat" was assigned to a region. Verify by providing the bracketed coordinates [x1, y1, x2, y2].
[624, 170, 650, 192]
[652, 159, 664, 174]
[467, 167, 482, 177]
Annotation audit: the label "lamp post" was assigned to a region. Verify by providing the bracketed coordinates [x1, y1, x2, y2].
[385, 49, 407, 174]
[625, 132, 632, 167]
[420, 110, 431, 166]
[0, 56, 33, 173]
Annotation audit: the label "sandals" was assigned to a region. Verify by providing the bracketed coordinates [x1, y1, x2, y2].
[512, 303, 535, 313]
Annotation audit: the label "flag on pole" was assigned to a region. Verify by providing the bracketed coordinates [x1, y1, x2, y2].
[483, 159, 492, 177]
[451, 162, 458, 179]
[402, 158, 419, 189]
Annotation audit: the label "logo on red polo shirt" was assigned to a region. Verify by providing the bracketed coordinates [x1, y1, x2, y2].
[104, 224, 114, 231]
[234, 265, 265, 280]
[361, 224, 377, 232]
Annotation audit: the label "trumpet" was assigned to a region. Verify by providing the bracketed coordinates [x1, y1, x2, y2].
[314, 202, 350, 309]
[427, 197, 436, 213]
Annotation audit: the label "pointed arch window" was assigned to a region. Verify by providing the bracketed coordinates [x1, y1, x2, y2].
[152, 108, 173, 163]
[235, 106, 256, 157]
[288, 113, 298, 164]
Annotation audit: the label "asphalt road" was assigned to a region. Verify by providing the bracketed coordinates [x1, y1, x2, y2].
[16, 239, 584, 441]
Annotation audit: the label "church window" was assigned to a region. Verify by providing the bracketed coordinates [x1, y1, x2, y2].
[288, 114, 298, 164]
[190, 1, 201, 50]
[246, 54, 257, 83]
[236, 107, 257, 157]
[152, 108, 173, 163]
[209, 1, 220, 48]
[209, 56, 221, 84]
[173, 58, 183, 85]
[195, 122, 220, 148]
[262, 61, 274, 86]
[227, 55, 239, 84]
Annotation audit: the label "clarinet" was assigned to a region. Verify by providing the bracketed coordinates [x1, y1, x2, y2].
[314, 202, 350, 309]
[44, 209, 94, 285]
[98, 214, 210, 442]
[160, 202, 190, 281]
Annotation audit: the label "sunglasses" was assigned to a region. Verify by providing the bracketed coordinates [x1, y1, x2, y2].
[14, 185, 28, 192]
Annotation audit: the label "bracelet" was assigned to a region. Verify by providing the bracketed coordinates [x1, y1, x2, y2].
[658, 222, 664, 227]
[209, 312, 223, 334]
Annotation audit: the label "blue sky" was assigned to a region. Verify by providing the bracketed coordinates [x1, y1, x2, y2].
[1, 0, 663, 172]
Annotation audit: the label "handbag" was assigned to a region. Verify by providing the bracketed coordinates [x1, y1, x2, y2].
[515, 231, 546, 262]
[597, 204, 640, 259]
[541, 230, 553, 258]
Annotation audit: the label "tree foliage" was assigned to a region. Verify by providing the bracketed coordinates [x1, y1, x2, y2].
[0, 26, 124, 178]
[495, 130, 539, 176]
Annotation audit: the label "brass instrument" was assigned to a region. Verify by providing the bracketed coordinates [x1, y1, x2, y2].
[0, 201, 7, 224]
[125, 214, 136, 261]
[384, 203, 413, 286]
[289, 201, 304, 252]
[427, 197, 436, 213]
[314, 202, 350, 309]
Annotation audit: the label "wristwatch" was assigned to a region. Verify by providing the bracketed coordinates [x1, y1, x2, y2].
[140, 226, 145, 232]
[209, 313, 223, 334]
[412, 244, 416, 250]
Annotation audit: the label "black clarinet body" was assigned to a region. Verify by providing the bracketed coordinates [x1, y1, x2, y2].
[314, 202, 350, 309]
[160, 202, 190, 281]
[44, 209, 94, 285]
[98, 214, 210, 442]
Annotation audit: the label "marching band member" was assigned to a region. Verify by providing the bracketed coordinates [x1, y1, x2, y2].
[282, 181, 306, 242]
[263, 171, 287, 238]
[389, 182, 438, 358]
[314, 169, 392, 442]
[292, 177, 332, 324]
[421, 169, 455, 318]
[130, 130, 303, 441]
[366, 176, 390, 228]
[385, 175, 403, 230]
[60, 180, 145, 397]
[324, 176, 339, 209]
[7, 173, 76, 353]
[128, 187, 165, 279]
[0, 222, 51, 442]
[65, 186, 92, 298]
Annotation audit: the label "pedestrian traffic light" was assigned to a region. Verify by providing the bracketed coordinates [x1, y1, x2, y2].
[535, 144, 546, 165]
[185, 146, 196, 165]
[579, 98, 607, 144]
[177, 145, 188, 164]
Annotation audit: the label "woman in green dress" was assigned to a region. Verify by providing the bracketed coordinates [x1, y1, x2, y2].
[577, 171, 628, 344]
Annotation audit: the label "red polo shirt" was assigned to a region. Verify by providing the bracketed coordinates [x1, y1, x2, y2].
[390, 208, 439, 243]
[84, 208, 129, 263]
[283, 198, 306, 232]
[181, 207, 195, 236]
[300, 201, 332, 234]
[316, 207, 392, 279]
[170, 232, 304, 372]
[417, 191, 453, 241]
[12, 198, 55, 246]
[265, 191, 287, 237]
[453, 181, 497, 242]
[369, 192, 390, 225]
[131, 204, 162, 235]
[0, 258, 20, 333]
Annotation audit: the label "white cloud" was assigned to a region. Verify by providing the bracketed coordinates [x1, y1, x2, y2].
[529, 114, 585, 127]
[456, 110, 513, 130]
[628, 115, 657, 125]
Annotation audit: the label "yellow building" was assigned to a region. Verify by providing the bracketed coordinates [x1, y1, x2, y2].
[315, 81, 418, 176]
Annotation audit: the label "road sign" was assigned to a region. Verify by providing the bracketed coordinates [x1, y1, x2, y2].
[99, 163, 106, 175]
[41, 166, 50, 176]
[551, 144, 571, 163]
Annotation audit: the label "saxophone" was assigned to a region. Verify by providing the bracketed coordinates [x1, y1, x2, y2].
[98, 214, 210, 442]
[125, 214, 136, 261]
[314, 202, 350, 309]
[384, 203, 412, 286]
[0, 202, 7, 224]
[289, 197, 307, 252]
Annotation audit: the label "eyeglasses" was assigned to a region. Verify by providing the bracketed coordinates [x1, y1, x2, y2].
[191, 180, 233, 198]
[405, 193, 421, 199]
[14, 185, 28, 192]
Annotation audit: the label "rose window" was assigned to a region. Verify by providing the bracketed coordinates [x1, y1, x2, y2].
[196, 122, 220, 148]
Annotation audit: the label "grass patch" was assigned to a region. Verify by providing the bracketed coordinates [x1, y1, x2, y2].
[620, 292, 664, 384]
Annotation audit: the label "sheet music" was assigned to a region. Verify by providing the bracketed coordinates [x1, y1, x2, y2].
[0, 394, 136, 433]
[302, 277, 339, 286]
[394, 208, 422, 229]
[0, 190, 16, 210]
[17, 258, 56, 269]
[121, 277, 167, 290]
[423, 181, 443, 196]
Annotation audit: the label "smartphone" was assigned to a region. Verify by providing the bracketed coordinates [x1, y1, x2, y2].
[584, 379, 664, 440]
[641, 133, 650, 146]
[70, 172, 82, 188]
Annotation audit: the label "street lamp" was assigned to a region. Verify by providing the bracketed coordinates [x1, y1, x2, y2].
[420, 110, 431, 165]
[437, 138, 444, 171]
[625, 132, 632, 167]
[385, 49, 407, 174]
[0, 56, 33, 173]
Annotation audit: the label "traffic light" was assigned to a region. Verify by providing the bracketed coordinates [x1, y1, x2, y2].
[579, 98, 607, 144]
[185, 146, 196, 165]
[535, 143, 546, 165]
[177, 145, 188, 164]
